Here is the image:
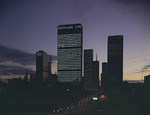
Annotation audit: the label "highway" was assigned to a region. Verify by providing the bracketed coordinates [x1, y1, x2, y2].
[49, 93, 107, 115]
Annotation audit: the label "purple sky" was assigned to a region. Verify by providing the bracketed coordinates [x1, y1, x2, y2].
[0, 0, 150, 80]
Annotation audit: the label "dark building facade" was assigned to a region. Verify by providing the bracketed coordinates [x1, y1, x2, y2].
[107, 35, 123, 88]
[144, 74, 150, 88]
[84, 49, 99, 90]
[36, 50, 51, 83]
[101, 62, 108, 88]
[57, 24, 83, 82]
[92, 60, 99, 90]
[84, 49, 93, 89]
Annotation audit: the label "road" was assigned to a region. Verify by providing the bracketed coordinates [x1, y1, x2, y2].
[49, 93, 106, 115]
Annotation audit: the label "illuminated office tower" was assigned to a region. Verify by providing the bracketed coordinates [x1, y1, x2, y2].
[57, 24, 83, 82]
[36, 50, 51, 83]
[108, 35, 123, 87]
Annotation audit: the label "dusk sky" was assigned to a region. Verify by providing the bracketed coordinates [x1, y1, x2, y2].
[0, 0, 150, 81]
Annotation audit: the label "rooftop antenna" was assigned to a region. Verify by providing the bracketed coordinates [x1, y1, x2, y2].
[96, 54, 97, 61]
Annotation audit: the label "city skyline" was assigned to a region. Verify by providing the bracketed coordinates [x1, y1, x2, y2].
[0, 0, 150, 81]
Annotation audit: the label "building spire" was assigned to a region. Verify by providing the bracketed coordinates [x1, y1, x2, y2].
[96, 54, 97, 61]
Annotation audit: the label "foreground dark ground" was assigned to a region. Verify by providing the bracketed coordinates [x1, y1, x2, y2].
[0, 82, 150, 115]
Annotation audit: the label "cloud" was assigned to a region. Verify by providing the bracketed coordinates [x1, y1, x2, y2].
[0, 73, 24, 80]
[0, 44, 36, 65]
[135, 64, 150, 74]
[142, 64, 150, 72]
[50, 54, 57, 62]
[0, 65, 27, 75]
[0, 44, 57, 77]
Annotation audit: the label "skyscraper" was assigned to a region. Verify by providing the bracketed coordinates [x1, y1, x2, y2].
[92, 59, 99, 90]
[84, 49, 93, 89]
[36, 50, 51, 83]
[84, 50, 99, 90]
[101, 62, 108, 88]
[107, 35, 123, 87]
[57, 24, 83, 82]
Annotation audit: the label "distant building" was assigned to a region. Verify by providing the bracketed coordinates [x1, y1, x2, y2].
[84, 49, 93, 90]
[144, 74, 150, 88]
[49, 73, 58, 87]
[36, 50, 51, 83]
[107, 35, 123, 88]
[101, 62, 108, 88]
[57, 24, 83, 82]
[8, 77, 26, 89]
[0, 79, 8, 84]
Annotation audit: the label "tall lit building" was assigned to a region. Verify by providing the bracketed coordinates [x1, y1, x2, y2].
[107, 35, 123, 87]
[36, 50, 51, 83]
[84, 49, 93, 89]
[57, 24, 83, 82]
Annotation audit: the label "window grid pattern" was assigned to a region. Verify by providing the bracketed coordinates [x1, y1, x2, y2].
[58, 29, 82, 82]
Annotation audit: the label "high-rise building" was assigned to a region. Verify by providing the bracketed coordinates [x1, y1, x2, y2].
[101, 62, 108, 88]
[107, 35, 123, 87]
[57, 24, 83, 82]
[92, 59, 99, 90]
[36, 50, 51, 83]
[84, 50, 100, 90]
[84, 49, 93, 89]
